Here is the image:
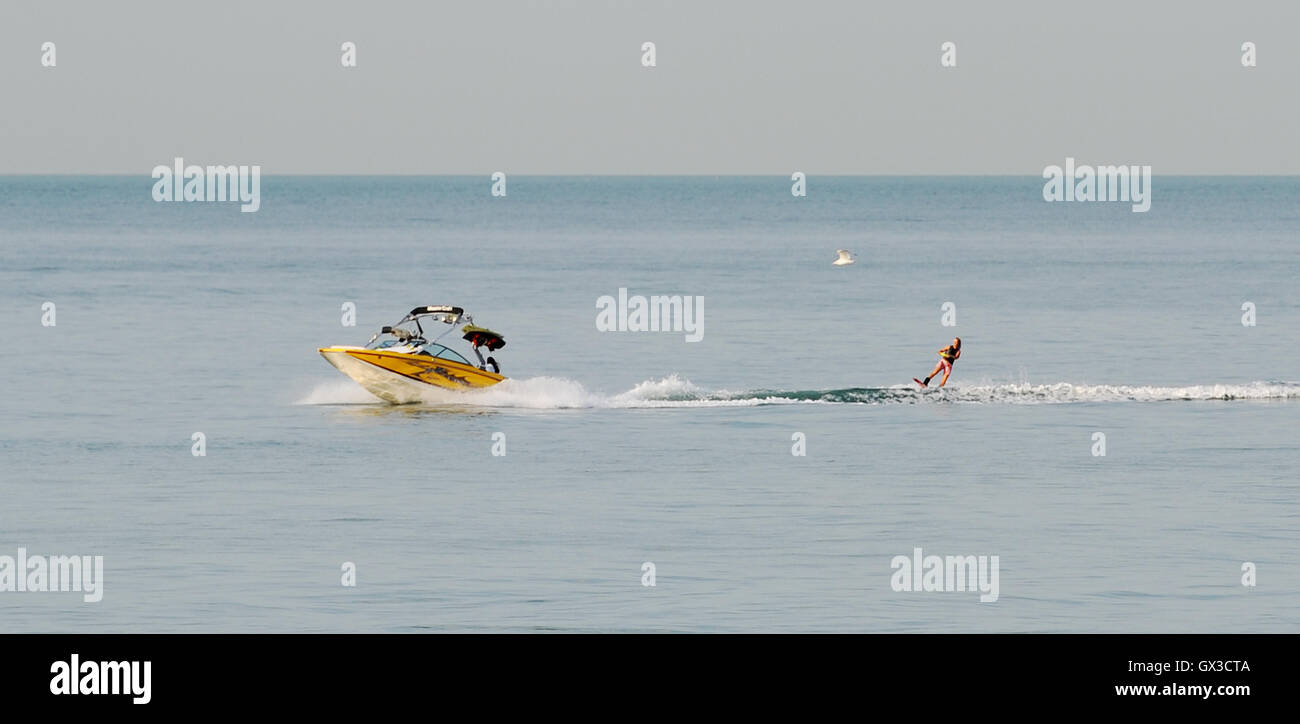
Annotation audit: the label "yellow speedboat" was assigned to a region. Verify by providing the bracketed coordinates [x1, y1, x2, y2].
[320, 305, 506, 403]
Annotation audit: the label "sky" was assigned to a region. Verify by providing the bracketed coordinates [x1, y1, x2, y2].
[2, 0, 1297, 174]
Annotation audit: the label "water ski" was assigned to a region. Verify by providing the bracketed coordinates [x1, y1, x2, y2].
[912, 378, 927, 388]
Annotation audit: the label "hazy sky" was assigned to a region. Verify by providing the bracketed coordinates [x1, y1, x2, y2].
[2, 0, 1297, 174]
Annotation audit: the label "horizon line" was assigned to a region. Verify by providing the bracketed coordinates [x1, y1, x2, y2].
[3, 172, 1299, 178]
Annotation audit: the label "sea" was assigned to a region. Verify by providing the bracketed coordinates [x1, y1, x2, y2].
[1, 175, 1296, 632]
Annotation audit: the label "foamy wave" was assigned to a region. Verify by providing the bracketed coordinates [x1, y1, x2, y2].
[611, 373, 704, 402]
[296, 379, 383, 405]
[427, 376, 605, 409]
[298, 376, 1300, 409]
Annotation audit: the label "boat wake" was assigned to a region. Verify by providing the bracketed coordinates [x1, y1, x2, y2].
[298, 375, 1300, 409]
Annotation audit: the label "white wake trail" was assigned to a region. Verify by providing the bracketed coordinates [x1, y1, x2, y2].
[297, 376, 1300, 409]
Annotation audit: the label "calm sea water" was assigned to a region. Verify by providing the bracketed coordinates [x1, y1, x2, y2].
[1, 176, 1297, 632]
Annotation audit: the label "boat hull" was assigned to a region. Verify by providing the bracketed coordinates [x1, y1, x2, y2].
[319, 347, 505, 404]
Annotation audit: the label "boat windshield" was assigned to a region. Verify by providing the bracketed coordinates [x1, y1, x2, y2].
[422, 344, 470, 365]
